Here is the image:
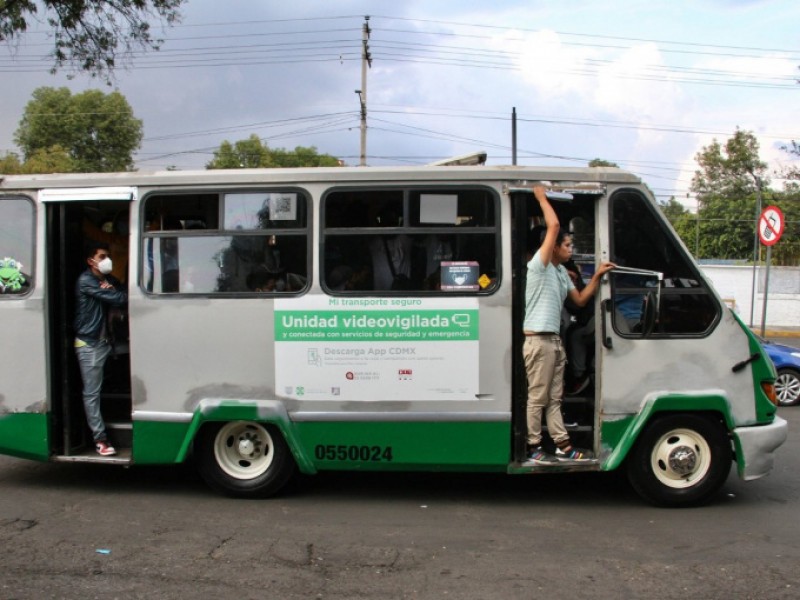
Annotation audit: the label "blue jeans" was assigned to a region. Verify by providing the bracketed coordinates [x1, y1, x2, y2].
[75, 340, 111, 443]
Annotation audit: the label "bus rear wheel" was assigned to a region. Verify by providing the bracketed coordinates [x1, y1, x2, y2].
[196, 421, 296, 498]
[626, 414, 731, 507]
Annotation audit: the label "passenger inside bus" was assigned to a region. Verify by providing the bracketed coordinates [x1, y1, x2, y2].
[369, 208, 413, 290]
[246, 266, 279, 292]
[422, 234, 454, 280]
[562, 259, 595, 396]
[83, 214, 129, 283]
[73, 241, 128, 457]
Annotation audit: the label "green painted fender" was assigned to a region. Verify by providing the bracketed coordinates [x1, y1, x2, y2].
[600, 393, 734, 472]
[176, 399, 317, 474]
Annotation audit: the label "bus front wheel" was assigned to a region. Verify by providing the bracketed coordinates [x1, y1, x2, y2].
[196, 421, 296, 498]
[626, 414, 731, 507]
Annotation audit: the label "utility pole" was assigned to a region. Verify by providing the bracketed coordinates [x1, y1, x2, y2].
[749, 174, 763, 327]
[511, 107, 517, 166]
[356, 16, 372, 166]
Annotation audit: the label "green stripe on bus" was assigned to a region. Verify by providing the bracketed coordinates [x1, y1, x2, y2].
[0, 413, 49, 460]
[132, 420, 191, 464]
[132, 417, 510, 472]
[295, 420, 510, 471]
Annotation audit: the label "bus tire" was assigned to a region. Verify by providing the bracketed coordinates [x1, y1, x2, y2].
[626, 414, 731, 507]
[195, 421, 296, 498]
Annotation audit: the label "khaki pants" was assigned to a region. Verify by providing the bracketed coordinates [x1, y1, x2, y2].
[523, 335, 569, 447]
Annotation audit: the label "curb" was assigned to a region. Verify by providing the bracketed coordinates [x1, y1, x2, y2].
[750, 329, 800, 338]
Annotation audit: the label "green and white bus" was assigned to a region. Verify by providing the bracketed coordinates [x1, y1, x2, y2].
[0, 165, 787, 506]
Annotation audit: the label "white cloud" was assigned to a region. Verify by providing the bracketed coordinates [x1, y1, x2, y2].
[515, 29, 597, 97]
[594, 43, 685, 120]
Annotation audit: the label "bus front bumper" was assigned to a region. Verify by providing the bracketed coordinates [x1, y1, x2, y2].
[732, 416, 788, 481]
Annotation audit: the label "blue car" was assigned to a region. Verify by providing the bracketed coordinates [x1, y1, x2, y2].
[761, 338, 800, 406]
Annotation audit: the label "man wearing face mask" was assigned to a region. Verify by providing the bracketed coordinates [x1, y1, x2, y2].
[74, 241, 128, 456]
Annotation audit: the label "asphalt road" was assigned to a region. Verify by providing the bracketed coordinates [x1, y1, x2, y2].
[1, 410, 799, 600]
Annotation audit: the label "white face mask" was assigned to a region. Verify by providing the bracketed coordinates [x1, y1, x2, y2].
[95, 257, 113, 275]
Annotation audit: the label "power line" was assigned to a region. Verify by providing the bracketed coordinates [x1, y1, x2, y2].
[369, 15, 800, 58]
[369, 106, 800, 142]
[3, 14, 797, 91]
[143, 112, 356, 142]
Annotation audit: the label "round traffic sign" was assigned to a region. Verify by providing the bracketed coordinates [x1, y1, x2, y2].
[758, 205, 784, 246]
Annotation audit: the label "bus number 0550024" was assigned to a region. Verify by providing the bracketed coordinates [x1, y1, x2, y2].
[314, 444, 393, 462]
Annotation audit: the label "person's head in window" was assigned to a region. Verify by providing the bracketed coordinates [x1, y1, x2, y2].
[328, 265, 355, 292]
[246, 269, 278, 293]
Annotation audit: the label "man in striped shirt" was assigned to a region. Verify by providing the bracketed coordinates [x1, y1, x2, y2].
[524, 187, 615, 464]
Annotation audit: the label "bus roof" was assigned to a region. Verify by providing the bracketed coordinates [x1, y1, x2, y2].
[0, 165, 642, 191]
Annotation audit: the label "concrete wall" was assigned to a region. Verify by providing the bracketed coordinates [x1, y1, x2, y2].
[700, 265, 800, 328]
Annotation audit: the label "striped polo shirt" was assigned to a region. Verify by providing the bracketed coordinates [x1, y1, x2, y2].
[523, 249, 575, 334]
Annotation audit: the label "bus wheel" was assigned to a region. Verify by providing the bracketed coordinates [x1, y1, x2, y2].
[626, 414, 731, 507]
[196, 421, 296, 498]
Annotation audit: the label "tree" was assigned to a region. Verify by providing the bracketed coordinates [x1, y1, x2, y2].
[0, 152, 23, 174]
[14, 86, 142, 172]
[588, 158, 619, 168]
[658, 197, 699, 255]
[780, 141, 800, 181]
[659, 197, 689, 222]
[690, 129, 768, 260]
[23, 145, 76, 173]
[0, 146, 75, 174]
[768, 186, 800, 265]
[206, 134, 342, 169]
[207, 135, 271, 169]
[0, 0, 184, 80]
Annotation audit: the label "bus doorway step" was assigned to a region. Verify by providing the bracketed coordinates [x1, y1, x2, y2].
[106, 421, 132, 449]
[52, 448, 131, 464]
[507, 459, 600, 474]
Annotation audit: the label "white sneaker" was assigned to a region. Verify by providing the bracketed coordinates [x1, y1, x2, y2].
[95, 441, 117, 456]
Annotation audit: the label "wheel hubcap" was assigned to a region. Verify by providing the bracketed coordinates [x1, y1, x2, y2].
[214, 422, 274, 480]
[238, 437, 256, 457]
[650, 428, 712, 489]
[667, 445, 697, 476]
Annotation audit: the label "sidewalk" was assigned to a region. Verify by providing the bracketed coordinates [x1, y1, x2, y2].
[750, 326, 800, 341]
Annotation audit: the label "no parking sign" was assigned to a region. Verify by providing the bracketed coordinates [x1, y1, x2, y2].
[755, 205, 784, 336]
[758, 205, 784, 246]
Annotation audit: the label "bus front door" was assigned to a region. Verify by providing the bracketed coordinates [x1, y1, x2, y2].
[43, 189, 133, 460]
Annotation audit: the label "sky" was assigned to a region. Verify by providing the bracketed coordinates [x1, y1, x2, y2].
[1, 0, 799, 207]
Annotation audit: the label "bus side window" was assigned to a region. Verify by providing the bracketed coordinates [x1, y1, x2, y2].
[142, 191, 309, 295]
[610, 190, 719, 336]
[0, 197, 34, 296]
[322, 188, 498, 294]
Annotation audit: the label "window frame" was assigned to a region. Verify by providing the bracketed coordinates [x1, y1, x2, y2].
[320, 184, 501, 296]
[139, 188, 311, 297]
[609, 187, 721, 338]
[0, 194, 36, 299]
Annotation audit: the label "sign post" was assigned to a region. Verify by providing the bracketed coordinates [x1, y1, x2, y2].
[757, 206, 785, 337]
